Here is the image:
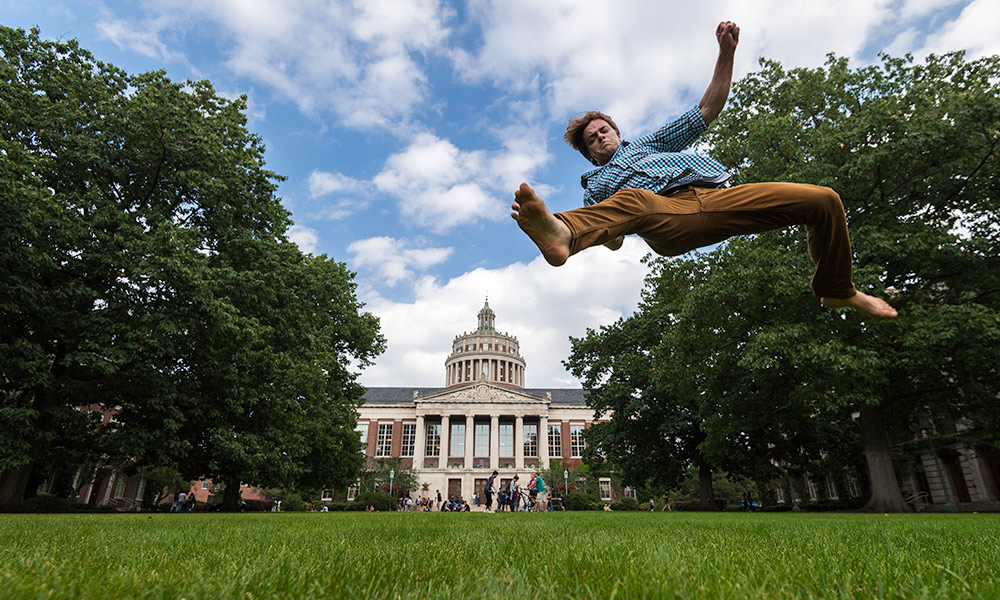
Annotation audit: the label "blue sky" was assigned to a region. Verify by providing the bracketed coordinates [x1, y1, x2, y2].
[5, 0, 996, 387]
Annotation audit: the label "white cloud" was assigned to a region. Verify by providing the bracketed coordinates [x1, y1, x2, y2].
[308, 170, 365, 198]
[96, 17, 187, 63]
[96, 0, 452, 130]
[358, 237, 653, 387]
[287, 223, 319, 254]
[915, 0, 1000, 59]
[348, 237, 454, 286]
[304, 170, 369, 220]
[373, 132, 550, 233]
[456, 0, 895, 133]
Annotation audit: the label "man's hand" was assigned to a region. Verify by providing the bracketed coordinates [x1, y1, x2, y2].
[604, 235, 624, 251]
[716, 20, 740, 55]
[700, 21, 739, 125]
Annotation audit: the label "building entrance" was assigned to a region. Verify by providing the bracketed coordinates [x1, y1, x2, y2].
[448, 478, 462, 501]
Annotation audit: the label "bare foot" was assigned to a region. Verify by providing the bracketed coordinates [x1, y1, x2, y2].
[821, 291, 898, 319]
[511, 183, 572, 266]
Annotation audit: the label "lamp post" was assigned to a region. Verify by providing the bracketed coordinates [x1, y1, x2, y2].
[563, 469, 569, 509]
[919, 412, 958, 513]
[389, 469, 395, 500]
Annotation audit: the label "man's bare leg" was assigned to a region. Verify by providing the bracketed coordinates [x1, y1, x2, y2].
[821, 292, 898, 319]
[511, 183, 572, 266]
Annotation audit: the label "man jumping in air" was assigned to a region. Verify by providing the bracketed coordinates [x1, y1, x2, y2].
[511, 21, 897, 319]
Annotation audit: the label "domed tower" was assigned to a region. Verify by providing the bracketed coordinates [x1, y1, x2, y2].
[445, 299, 525, 388]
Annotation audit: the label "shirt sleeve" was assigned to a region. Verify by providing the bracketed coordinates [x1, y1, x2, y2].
[633, 106, 708, 153]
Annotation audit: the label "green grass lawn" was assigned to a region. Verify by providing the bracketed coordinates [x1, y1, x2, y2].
[1, 511, 998, 599]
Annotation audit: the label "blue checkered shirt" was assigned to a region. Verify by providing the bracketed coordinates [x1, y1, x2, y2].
[580, 106, 730, 206]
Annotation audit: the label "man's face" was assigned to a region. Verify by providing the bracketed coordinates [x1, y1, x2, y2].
[583, 118, 621, 165]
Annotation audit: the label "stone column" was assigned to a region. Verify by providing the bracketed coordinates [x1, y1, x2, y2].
[439, 415, 450, 469]
[464, 414, 474, 468]
[490, 414, 499, 470]
[414, 414, 426, 470]
[539, 414, 549, 470]
[515, 414, 524, 470]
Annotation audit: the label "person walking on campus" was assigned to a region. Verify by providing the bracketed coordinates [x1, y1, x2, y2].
[508, 476, 520, 512]
[662, 490, 671, 512]
[530, 472, 547, 513]
[484, 470, 498, 513]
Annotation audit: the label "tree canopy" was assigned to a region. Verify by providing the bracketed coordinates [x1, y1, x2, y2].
[567, 51, 1000, 512]
[0, 26, 384, 510]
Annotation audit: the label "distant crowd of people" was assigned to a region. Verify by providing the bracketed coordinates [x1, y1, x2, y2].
[374, 470, 568, 513]
[169, 491, 196, 512]
[480, 469, 565, 513]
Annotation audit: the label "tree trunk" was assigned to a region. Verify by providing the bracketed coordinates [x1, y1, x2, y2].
[221, 479, 243, 511]
[697, 460, 717, 510]
[0, 463, 33, 510]
[858, 406, 912, 513]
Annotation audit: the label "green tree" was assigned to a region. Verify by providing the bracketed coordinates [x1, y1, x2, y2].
[566, 299, 721, 509]
[565, 51, 999, 513]
[0, 26, 384, 510]
[359, 458, 419, 498]
[706, 52, 1000, 511]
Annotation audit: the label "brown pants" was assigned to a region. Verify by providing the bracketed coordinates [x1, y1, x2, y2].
[555, 182, 857, 299]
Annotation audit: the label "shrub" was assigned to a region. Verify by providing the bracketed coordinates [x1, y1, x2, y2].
[23, 495, 74, 513]
[353, 491, 394, 512]
[281, 494, 306, 512]
[241, 500, 272, 512]
[565, 492, 601, 511]
[672, 497, 729, 511]
[803, 497, 868, 512]
[610, 497, 641, 511]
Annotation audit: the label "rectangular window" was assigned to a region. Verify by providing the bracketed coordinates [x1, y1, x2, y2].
[599, 478, 612, 501]
[548, 424, 562, 457]
[450, 422, 465, 457]
[523, 423, 538, 457]
[570, 424, 585, 457]
[425, 423, 441, 457]
[475, 423, 490, 456]
[114, 477, 126, 499]
[201, 479, 209, 490]
[846, 474, 860, 498]
[499, 423, 513, 456]
[775, 485, 785, 503]
[376, 423, 393, 457]
[624, 486, 636, 499]
[400, 423, 416, 457]
[356, 423, 369, 454]
[347, 482, 360, 502]
[321, 489, 333, 502]
[826, 476, 839, 500]
[806, 476, 819, 501]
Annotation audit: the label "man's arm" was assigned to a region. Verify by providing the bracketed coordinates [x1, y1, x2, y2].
[699, 21, 740, 126]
